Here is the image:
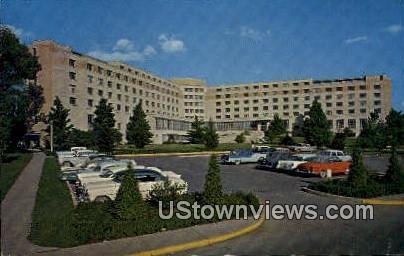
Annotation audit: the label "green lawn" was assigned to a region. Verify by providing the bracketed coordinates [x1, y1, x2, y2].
[29, 157, 77, 247]
[0, 153, 33, 201]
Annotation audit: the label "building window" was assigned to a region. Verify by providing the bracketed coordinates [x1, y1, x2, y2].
[360, 108, 366, 114]
[336, 110, 344, 115]
[69, 72, 76, 80]
[374, 93, 381, 98]
[87, 75, 93, 83]
[360, 85, 366, 90]
[348, 119, 356, 129]
[336, 102, 343, 107]
[326, 95, 332, 100]
[349, 109, 355, 114]
[88, 99, 93, 107]
[88, 114, 93, 127]
[87, 87, 93, 95]
[336, 87, 343, 91]
[98, 90, 103, 97]
[374, 84, 381, 90]
[117, 104, 121, 111]
[108, 92, 112, 99]
[69, 59, 75, 67]
[86, 63, 93, 71]
[69, 97, 76, 106]
[336, 119, 344, 129]
[326, 102, 332, 107]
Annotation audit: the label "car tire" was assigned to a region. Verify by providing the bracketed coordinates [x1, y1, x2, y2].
[320, 170, 327, 178]
[344, 169, 350, 175]
[235, 160, 241, 165]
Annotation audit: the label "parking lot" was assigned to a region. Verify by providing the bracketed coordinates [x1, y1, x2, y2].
[133, 155, 404, 255]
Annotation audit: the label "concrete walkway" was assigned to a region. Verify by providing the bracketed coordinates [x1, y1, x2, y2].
[1, 152, 46, 255]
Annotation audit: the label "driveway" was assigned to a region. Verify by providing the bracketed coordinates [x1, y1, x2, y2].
[135, 155, 404, 255]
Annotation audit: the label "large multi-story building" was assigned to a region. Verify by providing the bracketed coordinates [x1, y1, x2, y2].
[32, 40, 392, 144]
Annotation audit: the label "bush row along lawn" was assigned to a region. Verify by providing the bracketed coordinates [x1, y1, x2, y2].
[0, 153, 33, 201]
[29, 157, 260, 248]
[114, 143, 254, 154]
[309, 176, 404, 198]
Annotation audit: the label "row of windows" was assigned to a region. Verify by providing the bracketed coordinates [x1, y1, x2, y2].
[215, 83, 382, 93]
[86, 87, 179, 104]
[215, 98, 381, 107]
[214, 90, 380, 99]
[69, 58, 177, 89]
[184, 87, 204, 93]
[184, 95, 204, 100]
[184, 109, 204, 114]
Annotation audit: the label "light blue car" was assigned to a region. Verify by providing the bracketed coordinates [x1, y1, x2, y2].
[221, 149, 268, 165]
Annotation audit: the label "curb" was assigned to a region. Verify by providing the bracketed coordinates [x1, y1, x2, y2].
[302, 187, 404, 206]
[362, 199, 404, 206]
[130, 215, 265, 256]
[115, 151, 229, 158]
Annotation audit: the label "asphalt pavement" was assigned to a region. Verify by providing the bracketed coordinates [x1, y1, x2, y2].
[134, 155, 404, 255]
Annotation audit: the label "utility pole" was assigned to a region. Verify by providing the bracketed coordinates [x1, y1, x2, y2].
[50, 120, 54, 152]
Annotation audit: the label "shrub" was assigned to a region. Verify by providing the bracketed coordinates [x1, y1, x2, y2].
[148, 180, 187, 209]
[203, 155, 223, 204]
[280, 135, 295, 146]
[330, 133, 346, 150]
[114, 164, 146, 220]
[235, 132, 246, 144]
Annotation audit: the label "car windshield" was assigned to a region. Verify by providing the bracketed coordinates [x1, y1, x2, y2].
[230, 149, 251, 156]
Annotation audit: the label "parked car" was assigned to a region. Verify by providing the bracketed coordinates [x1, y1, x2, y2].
[59, 171, 79, 182]
[256, 151, 293, 170]
[56, 148, 98, 167]
[81, 167, 188, 201]
[318, 150, 352, 161]
[77, 160, 137, 184]
[296, 157, 351, 178]
[221, 148, 269, 164]
[288, 143, 315, 152]
[276, 153, 317, 171]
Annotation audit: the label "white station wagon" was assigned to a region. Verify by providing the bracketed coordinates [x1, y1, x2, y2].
[82, 167, 187, 202]
[318, 150, 352, 162]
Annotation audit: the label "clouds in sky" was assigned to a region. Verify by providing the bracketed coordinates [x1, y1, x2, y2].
[343, 36, 368, 44]
[3, 24, 31, 39]
[88, 34, 186, 62]
[158, 34, 186, 53]
[385, 24, 402, 34]
[225, 26, 271, 41]
[88, 38, 156, 62]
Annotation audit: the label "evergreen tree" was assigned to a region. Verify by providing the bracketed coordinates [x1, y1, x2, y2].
[203, 155, 223, 204]
[384, 146, 403, 184]
[114, 163, 145, 220]
[126, 103, 153, 148]
[330, 133, 346, 150]
[357, 112, 386, 151]
[93, 99, 121, 153]
[187, 116, 205, 144]
[235, 132, 246, 144]
[385, 109, 404, 146]
[303, 100, 333, 147]
[48, 97, 73, 150]
[204, 119, 219, 149]
[280, 135, 295, 146]
[0, 27, 43, 157]
[265, 114, 287, 143]
[348, 147, 369, 186]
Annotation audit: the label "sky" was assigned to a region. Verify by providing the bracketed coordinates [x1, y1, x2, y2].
[2, 0, 404, 110]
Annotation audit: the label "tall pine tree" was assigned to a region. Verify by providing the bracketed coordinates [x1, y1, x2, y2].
[126, 103, 153, 148]
[303, 100, 333, 147]
[265, 114, 287, 143]
[204, 119, 219, 149]
[93, 99, 121, 153]
[203, 155, 223, 204]
[114, 163, 146, 220]
[48, 97, 73, 150]
[187, 116, 205, 144]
